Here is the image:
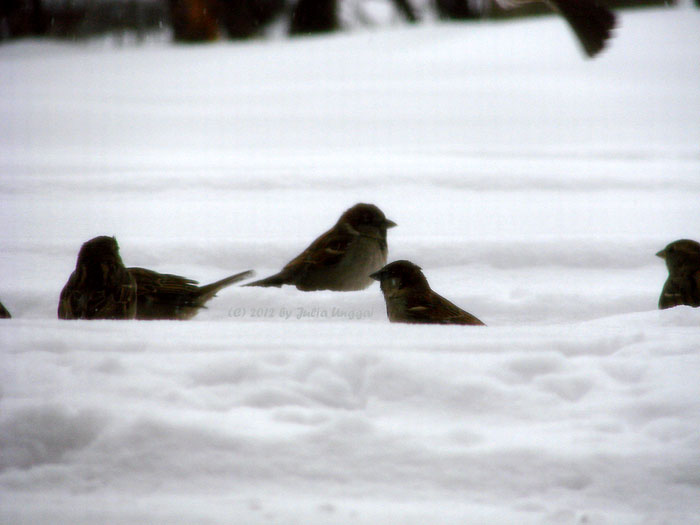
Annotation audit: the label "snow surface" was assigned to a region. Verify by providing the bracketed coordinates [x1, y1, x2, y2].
[2, 6, 700, 524]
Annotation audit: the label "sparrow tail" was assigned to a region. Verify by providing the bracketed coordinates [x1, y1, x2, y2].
[197, 270, 255, 302]
[242, 272, 289, 288]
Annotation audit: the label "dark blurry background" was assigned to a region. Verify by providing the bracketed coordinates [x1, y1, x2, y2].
[0, 0, 682, 44]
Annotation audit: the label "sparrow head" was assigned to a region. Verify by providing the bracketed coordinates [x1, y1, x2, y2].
[75, 236, 125, 281]
[656, 239, 700, 275]
[338, 203, 397, 235]
[370, 260, 429, 294]
[78, 236, 121, 263]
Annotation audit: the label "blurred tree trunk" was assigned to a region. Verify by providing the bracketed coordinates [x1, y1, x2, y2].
[392, 0, 418, 22]
[218, 0, 257, 38]
[289, 0, 338, 35]
[435, 0, 480, 19]
[1, 0, 48, 40]
[30, 0, 48, 35]
[168, 0, 219, 41]
[219, 0, 283, 39]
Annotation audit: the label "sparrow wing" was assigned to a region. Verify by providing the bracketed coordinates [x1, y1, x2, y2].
[279, 223, 356, 276]
[404, 291, 485, 326]
[101, 280, 138, 319]
[659, 273, 700, 309]
[129, 267, 199, 297]
[659, 277, 682, 309]
[245, 223, 357, 288]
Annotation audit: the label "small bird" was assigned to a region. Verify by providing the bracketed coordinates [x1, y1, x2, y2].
[496, 0, 616, 58]
[245, 203, 397, 291]
[0, 300, 11, 319]
[370, 260, 485, 325]
[127, 267, 254, 320]
[58, 236, 137, 320]
[656, 239, 700, 310]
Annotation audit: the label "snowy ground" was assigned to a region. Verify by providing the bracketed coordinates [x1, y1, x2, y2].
[2, 5, 700, 524]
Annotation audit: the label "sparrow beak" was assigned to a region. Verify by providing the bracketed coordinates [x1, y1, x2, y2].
[384, 219, 397, 229]
[656, 249, 666, 259]
[369, 270, 382, 281]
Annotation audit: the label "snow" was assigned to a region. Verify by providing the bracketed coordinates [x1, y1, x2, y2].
[1, 6, 700, 524]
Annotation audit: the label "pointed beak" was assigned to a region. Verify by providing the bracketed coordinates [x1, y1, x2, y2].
[369, 270, 382, 281]
[656, 249, 666, 259]
[384, 219, 397, 229]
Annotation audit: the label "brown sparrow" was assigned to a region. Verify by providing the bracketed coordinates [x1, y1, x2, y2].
[246, 203, 396, 291]
[370, 260, 485, 325]
[58, 236, 137, 320]
[656, 239, 700, 309]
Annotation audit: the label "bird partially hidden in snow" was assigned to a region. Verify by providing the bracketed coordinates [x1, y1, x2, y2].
[245, 203, 397, 291]
[127, 267, 254, 320]
[370, 260, 485, 326]
[496, 0, 616, 58]
[656, 239, 700, 310]
[58, 236, 137, 320]
[59, 235, 253, 320]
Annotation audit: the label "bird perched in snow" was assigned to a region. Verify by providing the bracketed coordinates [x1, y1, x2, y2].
[370, 260, 485, 325]
[656, 239, 700, 310]
[245, 203, 397, 291]
[0, 300, 11, 319]
[58, 236, 137, 320]
[496, 0, 616, 58]
[127, 267, 254, 320]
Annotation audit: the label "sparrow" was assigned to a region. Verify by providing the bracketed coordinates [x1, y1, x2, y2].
[58, 236, 137, 320]
[496, 0, 616, 58]
[0, 300, 11, 319]
[370, 260, 485, 326]
[245, 203, 397, 291]
[656, 239, 700, 310]
[127, 267, 254, 320]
